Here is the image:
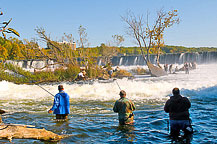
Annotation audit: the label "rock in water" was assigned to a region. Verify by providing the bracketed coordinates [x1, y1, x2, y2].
[147, 61, 167, 77]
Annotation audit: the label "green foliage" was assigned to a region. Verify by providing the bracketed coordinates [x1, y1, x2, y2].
[54, 65, 80, 81]
[1, 35, 216, 61]
[0, 64, 30, 84]
[161, 45, 217, 53]
[0, 63, 83, 84]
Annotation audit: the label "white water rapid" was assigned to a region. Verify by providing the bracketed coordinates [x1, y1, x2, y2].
[0, 64, 217, 113]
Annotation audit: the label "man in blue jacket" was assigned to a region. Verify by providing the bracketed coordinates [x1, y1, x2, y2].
[48, 85, 70, 119]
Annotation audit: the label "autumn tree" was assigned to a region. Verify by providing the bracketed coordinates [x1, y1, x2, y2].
[22, 39, 42, 60]
[0, 9, 20, 39]
[35, 27, 78, 67]
[122, 9, 179, 66]
[122, 9, 179, 76]
[35, 27, 99, 76]
[0, 44, 8, 60]
[0, 9, 20, 62]
[152, 10, 179, 67]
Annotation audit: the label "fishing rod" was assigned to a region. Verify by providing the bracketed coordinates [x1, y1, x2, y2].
[36, 84, 55, 97]
[12, 67, 55, 97]
[115, 80, 121, 90]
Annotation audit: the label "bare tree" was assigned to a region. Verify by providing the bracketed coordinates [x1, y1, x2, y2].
[61, 33, 75, 43]
[101, 43, 118, 64]
[77, 25, 88, 48]
[34, 27, 78, 70]
[121, 9, 179, 76]
[122, 9, 179, 62]
[112, 34, 125, 47]
[35, 27, 97, 73]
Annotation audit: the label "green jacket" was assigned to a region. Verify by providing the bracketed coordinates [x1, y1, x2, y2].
[113, 97, 135, 123]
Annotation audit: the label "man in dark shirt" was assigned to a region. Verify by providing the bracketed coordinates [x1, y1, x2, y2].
[164, 88, 193, 138]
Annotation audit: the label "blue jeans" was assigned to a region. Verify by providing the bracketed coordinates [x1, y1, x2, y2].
[170, 120, 192, 137]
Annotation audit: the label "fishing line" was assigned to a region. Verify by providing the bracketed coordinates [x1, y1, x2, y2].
[115, 80, 121, 90]
[12, 66, 55, 97]
[36, 84, 55, 97]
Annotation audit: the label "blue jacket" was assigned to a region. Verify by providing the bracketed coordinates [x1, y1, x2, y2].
[50, 91, 70, 114]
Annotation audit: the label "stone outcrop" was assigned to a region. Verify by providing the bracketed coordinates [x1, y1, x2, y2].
[147, 61, 167, 77]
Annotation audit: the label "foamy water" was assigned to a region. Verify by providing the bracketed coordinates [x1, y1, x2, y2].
[0, 64, 216, 101]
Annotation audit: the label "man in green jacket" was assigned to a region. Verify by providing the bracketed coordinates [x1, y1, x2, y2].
[113, 90, 135, 125]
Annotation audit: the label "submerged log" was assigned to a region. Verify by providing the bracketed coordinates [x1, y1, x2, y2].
[0, 123, 66, 142]
[147, 61, 167, 77]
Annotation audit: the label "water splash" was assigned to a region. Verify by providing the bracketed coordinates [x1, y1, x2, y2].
[0, 64, 216, 101]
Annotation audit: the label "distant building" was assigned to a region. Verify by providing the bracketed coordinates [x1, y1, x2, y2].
[59, 41, 76, 50]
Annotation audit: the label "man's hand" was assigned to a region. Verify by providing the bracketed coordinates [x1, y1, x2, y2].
[48, 110, 53, 114]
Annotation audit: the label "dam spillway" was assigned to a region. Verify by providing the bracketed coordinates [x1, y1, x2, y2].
[5, 51, 217, 69]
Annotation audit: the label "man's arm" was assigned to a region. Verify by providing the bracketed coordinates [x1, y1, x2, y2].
[184, 97, 191, 109]
[164, 100, 170, 113]
[49, 94, 60, 112]
[130, 100, 136, 111]
[113, 101, 118, 113]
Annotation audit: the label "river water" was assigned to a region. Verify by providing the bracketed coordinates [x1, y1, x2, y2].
[0, 64, 217, 143]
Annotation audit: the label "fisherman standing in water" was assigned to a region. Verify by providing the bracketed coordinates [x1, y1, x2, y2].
[184, 62, 189, 74]
[164, 88, 193, 138]
[169, 64, 173, 74]
[48, 85, 70, 120]
[113, 90, 135, 125]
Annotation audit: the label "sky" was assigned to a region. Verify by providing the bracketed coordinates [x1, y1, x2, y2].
[1, 0, 217, 48]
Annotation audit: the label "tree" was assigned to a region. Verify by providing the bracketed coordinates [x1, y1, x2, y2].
[98, 43, 118, 64]
[35, 27, 78, 67]
[22, 39, 42, 60]
[0, 44, 8, 60]
[112, 34, 124, 47]
[122, 9, 179, 76]
[77, 25, 88, 48]
[152, 9, 179, 66]
[35, 27, 98, 75]
[0, 9, 20, 39]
